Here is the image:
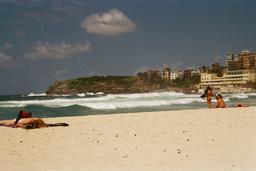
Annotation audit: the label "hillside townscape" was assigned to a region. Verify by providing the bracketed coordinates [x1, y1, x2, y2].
[46, 50, 256, 94]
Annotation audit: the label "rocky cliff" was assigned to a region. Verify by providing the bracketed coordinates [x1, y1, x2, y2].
[45, 76, 172, 95]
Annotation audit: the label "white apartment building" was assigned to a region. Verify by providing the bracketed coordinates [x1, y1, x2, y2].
[170, 70, 184, 80]
[170, 71, 179, 80]
[191, 69, 200, 76]
[199, 69, 256, 89]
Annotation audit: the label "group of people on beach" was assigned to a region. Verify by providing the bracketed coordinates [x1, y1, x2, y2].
[202, 86, 226, 109]
[203, 86, 250, 109]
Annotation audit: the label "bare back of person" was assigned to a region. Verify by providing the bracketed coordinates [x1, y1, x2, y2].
[216, 98, 226, 108]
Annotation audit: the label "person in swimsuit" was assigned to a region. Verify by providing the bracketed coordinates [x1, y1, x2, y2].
[0, 110, 68, 129]
[215, 94, 226, 108]
[206, 86, 214, 108]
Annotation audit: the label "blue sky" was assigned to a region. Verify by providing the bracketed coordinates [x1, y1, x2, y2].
[0, 0, 256, 94]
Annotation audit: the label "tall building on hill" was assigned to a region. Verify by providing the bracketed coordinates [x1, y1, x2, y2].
[241, 50, 256, 69]
[137, 70, 162, 80]
[226, 54, 242, 70]
[162, 67, 170, 80]
[200, 69, 256, 91]
[199, 50, 256, 92]
[226, 50, 256, 70]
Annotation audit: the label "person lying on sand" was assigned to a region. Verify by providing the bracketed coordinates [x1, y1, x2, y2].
[233, 103, 249, 108]
[15, 110, 32, 124]
[0, 110, 69, 129]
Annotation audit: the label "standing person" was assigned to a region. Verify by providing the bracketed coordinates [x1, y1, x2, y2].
[206, 86, 214, 108]
[215, 94, 226, 108]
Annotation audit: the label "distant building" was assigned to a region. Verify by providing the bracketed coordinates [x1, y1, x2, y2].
[199, 50, 256, 92]
[199, 66, 210, 73]
[137, 70, 162, 80]
[170, 70, 179, 80]
[183, 70, 191, 78]
[200, 69, 256, 89]
[226, 50, 256, 71]
[162, 67, 170, 80]
[170, 70, 184, 80]
[183, 69, 200, 78]
[226, 54, 242, 70]
[137, 72, 146, 78]
[191, 69, 200, 76]
[241, 50, 256, 69]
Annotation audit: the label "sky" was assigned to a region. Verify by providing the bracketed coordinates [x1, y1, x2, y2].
[0, 0, 256, 95]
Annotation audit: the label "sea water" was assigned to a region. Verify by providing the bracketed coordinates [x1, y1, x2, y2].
[0, 92, 256, 120]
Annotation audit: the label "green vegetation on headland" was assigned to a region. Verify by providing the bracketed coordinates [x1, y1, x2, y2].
[45, 75, 200, 95]
[173, 75, 200, 88]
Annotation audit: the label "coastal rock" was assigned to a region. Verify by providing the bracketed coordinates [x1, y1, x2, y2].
[45, 76, 173, 95]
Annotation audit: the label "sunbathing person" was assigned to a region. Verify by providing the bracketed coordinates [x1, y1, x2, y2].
[233, 103, 249, 108]
[15, 110, 32, 124]
[0, 110, 68, 129]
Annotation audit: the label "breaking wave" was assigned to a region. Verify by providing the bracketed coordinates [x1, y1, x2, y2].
[228, 93, 256, 99]
[0, 92, 248, 110]
[0, 98, 204, 109]
[0, 92, 202, 109]
[230, 94, 248, 99]
[26, 92, 47, 97]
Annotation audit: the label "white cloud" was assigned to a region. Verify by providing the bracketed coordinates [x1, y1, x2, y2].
[81, 9, 137, 36]
[0, 52, 13, 66]
[24, 42, 91, 60]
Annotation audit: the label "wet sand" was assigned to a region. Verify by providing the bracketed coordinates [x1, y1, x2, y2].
[1, 107, 256, 171]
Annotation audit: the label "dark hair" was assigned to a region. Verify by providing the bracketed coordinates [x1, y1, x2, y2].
[217, 94, 223, 99]
[207, 85, 213, 91]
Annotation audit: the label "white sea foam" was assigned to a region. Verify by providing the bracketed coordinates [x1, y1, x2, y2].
[0, 92, 245, 109]
[104, 92, 195, 100]
[76, 93, 86, 97]
[27, 92, 47, 97]
[76, 92, 95, 97]
[0, 97, 204, 109]
[0, 92, 202, 109]
[52, 94, 72, 97]
[224, 92, 256, 98]
[229, 94, 249, 99]
[86, 92, 95, 96]
[0, 103, 26, 108]
[247, 93, 256, 96]
[96, 92, 104, 95]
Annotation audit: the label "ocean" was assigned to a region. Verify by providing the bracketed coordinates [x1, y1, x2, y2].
[0, 92, 256, 120]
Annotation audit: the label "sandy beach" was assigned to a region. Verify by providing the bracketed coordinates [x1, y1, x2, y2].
[1, 107, 256, 171]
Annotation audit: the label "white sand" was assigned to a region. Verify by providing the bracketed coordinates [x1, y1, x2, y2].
[1, 107, 256, 171]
